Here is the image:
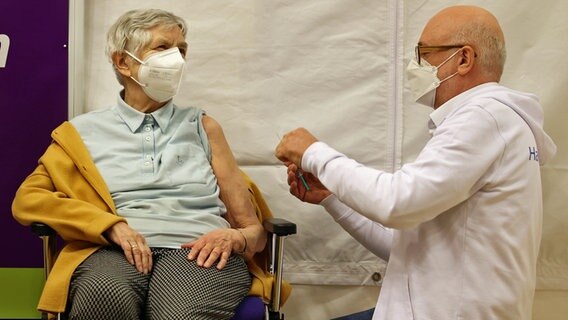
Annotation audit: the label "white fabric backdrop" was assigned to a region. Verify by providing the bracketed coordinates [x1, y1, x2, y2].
[76, 0, 567, 296]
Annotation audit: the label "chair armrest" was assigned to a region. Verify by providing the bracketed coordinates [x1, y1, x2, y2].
[262, 218, 296, 314]
[30, 222, 57, 280]
[31, 222, 56, 237]
[263, 218, 296, 236]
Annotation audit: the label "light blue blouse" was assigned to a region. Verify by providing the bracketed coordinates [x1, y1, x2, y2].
[70, 95, 229, 248]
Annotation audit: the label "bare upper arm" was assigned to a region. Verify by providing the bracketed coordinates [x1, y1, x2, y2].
[202, 115, 258, 227]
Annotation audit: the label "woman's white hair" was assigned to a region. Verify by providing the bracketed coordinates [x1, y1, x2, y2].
[106, 9, 187, 83]
[453, 21, 507, 81]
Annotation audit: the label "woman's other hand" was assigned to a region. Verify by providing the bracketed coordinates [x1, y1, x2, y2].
[105, 221, 152, 274]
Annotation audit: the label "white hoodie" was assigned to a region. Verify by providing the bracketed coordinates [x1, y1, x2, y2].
[303, 82, 557, 320]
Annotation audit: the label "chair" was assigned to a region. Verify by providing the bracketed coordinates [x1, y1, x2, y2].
[32, 219, 295, 320]
[30, 174, 297, 320]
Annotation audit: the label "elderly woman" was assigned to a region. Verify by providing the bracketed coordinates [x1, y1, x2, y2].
[12, 9, 265, 319]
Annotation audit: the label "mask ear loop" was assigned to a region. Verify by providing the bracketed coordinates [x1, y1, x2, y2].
[436, 48, 463, 69]
[125, 50, 145, 64]
[438, 71, 459, 84]
[124, 50, 148, 87]
[434, 48, 463, 85]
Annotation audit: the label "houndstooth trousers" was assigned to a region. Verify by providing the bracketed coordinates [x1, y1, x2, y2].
[66, 247, 251, 320]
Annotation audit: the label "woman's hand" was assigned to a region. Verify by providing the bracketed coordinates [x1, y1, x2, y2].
[105, 221, 152, 274]
[182, 228, 246, 270]
[287, 163, 332, 204]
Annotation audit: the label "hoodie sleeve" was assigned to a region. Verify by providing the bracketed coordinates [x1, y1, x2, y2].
[302, 105, 506, 229]
[320, 194, 392, 261]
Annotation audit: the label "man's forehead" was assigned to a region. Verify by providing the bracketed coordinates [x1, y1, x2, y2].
[419, 21, 454, 45]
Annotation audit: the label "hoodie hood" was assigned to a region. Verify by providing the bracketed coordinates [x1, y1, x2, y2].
[455, 83, 557, 165]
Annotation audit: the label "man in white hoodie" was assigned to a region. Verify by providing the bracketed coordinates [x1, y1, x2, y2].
[275, 5, 556, 320]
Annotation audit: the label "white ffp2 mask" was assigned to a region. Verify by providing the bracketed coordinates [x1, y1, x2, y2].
[406, 48, 461, 108]
[126, 47, 186, 103]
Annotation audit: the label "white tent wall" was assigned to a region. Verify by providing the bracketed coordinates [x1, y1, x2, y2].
[73, 0, 567, 319]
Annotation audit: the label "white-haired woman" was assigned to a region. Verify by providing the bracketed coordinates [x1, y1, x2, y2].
[13, 8, 265, 319]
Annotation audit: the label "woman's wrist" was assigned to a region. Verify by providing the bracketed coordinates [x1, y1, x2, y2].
[234, 228, 248, 255]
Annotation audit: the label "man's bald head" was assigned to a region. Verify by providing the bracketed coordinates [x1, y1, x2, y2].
[421, 5, 506, 81]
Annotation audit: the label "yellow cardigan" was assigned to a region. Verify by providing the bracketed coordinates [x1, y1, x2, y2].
[12, 121, 290, 313]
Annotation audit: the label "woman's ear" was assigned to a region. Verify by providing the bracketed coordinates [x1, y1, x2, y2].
[457, 45, 476, 75]
[112, 52, 132, 77]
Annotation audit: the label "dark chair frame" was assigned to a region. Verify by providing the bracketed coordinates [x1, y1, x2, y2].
[31, 218, 296, 320]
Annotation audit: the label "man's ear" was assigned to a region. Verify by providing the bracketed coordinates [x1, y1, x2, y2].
[112, 52, 132, 77]
[457, 45, 476, 75]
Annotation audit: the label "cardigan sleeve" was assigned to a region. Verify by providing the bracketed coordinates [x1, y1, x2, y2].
[12, 142, 125, 245]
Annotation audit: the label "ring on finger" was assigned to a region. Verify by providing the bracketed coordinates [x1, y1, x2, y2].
[129, 242, 138, 249]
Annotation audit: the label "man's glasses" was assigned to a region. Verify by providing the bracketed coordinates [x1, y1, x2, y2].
[415, 45, 464, 66]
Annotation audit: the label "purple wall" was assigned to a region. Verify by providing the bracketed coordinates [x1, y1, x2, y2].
[0, 1, 69, 267]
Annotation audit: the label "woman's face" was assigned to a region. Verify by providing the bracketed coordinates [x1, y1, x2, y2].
[139, 25, 188, 60]
[123, 25, 188, 109]
[128, 25, 188, 78]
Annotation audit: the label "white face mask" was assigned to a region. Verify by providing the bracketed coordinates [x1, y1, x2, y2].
[406, 48, 461, 108]
[125, 47, 186, 103]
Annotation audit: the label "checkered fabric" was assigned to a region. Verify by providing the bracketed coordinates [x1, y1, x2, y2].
[66, 247, 251, 319]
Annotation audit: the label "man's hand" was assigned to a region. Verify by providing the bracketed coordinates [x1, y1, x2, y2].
[275, 128, 318, 168]
[105, 221, 152, 274]
[286, 163, 332, 204]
